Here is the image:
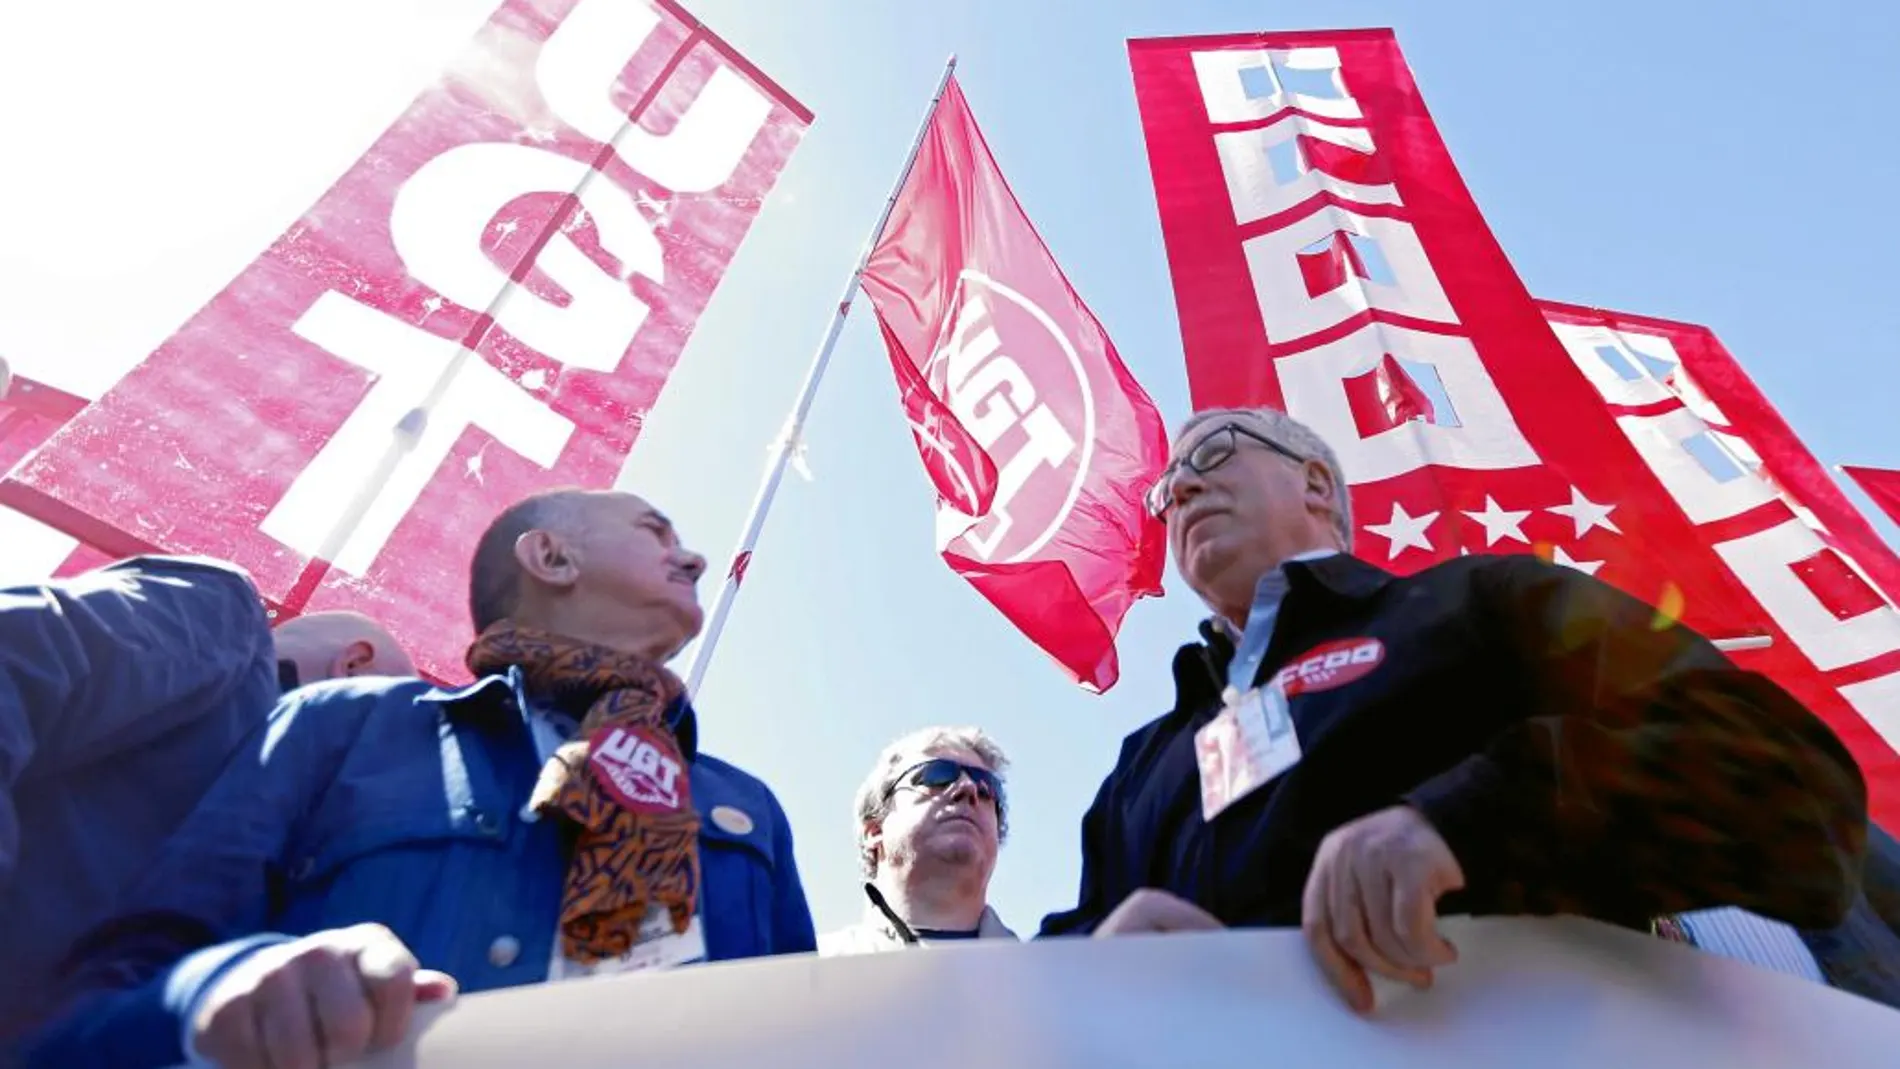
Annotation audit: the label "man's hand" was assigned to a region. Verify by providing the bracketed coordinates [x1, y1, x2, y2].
[1093, 888, 1225, 937]
[1302, 805, 1464, 1013]
[193, 923, 457, 1069]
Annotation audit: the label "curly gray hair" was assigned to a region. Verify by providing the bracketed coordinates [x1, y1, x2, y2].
[1175, 406, 1353, 547]
[853, 725, 1010, 878]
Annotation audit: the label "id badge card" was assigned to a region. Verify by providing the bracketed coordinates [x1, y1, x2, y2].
[553, 908, 707, 979]
[1195, 680, 1302, 822]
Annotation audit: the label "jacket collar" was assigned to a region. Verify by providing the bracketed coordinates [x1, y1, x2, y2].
[858, 882, 1016, 943]
[1174, 553, 1396, 713]
[416, 665, 701, 762]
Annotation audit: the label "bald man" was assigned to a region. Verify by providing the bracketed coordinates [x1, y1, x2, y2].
[27, 489, 814, 1069]
[273, 611, 415, 690]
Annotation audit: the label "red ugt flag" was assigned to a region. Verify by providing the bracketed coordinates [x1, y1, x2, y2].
[859, 75, 1170, 693]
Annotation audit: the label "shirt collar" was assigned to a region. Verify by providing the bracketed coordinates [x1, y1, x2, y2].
[859, 883, 1013, 942]
[1213, 548, 1345, 641]
[416, 665, 700, 761]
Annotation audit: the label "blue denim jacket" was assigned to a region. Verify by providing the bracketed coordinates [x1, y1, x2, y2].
[21, 670, 815, 1068]
[0, 556, 276, 1042]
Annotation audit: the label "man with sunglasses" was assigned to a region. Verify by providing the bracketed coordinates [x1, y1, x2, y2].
[1041, 407, 1866, 1014]
[822, 727, 1017, 953]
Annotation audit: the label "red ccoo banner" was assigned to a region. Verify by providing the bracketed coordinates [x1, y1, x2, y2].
[860, 75, 1170, 693]
[0, 0, 809, 680]
[1844, 466, 1900, 531]
[1127, 29, 1898, 820]
[1541, 302, 1900, 784]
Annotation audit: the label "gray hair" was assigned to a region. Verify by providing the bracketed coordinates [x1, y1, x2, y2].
[1176, 406, 1353, 548]
[853, 725, 1010, 878]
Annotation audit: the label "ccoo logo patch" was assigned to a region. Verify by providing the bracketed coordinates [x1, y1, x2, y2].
[1271, 638, 1385, 698]
[588, 725, 688, 814]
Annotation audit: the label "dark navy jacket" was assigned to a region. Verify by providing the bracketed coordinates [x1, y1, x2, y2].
[23, 669, 816, 1068]
[0, 556, 276, 1041]
[1040, 553, 1866, 938]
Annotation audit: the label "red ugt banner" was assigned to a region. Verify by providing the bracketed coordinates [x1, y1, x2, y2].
[0, 0, 809, 681]
[860, 75, 1170, 693]
[0, 374, 94, 582]
[1126, 31, 1899, 818]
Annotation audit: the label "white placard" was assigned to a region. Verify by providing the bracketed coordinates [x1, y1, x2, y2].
[340, 916, 1898, 1068]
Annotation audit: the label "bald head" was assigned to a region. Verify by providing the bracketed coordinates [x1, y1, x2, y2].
[273, 611, 415, 686]
[468, 489, 594, 634]
[468, 487, 708, 663]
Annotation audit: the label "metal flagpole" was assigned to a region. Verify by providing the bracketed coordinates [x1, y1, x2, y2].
[682, 55, 958, 698]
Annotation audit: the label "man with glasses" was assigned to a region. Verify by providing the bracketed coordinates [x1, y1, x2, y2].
[1041, 406, 1867, 1014]
[822, 727, 1017, 953]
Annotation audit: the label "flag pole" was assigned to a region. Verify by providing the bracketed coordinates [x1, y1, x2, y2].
[683, 55, 958, 698]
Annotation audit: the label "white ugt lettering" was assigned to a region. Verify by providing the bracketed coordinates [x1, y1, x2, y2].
[391, 142, 665, 373]
[537, 0, 772, 193]
[259, 292, 574, 575]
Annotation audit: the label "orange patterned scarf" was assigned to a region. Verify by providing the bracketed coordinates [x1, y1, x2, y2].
[467, 625, 701, 964]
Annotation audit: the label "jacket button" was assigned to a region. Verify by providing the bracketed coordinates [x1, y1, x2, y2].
[488, 935, 520, 968]
[289, 857, 315, 881]
[471, 809, 499, 836]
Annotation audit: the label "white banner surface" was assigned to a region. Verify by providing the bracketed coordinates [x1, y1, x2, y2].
[342, 917, 1899, 1068]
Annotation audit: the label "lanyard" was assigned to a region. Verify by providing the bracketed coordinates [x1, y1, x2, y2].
[1225, 568, 1292, 702]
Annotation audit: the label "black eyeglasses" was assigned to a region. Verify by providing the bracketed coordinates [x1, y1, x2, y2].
[1145, 422, 1308, 518]
[885, 758, 1003, 809]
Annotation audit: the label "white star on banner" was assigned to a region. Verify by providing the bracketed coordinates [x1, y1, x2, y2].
[1462, 495, 1531, 546]
[1551, 545, 1605, 577]
[1548, 486, 1622, 539]
[1365, 502, 1440, 560]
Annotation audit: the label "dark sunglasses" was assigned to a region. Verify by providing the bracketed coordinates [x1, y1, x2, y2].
[885, 758, 1003, 807]
[1144, 422, 1309, 518]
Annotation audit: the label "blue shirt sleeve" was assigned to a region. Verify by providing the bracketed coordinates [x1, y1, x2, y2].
[19, 682, 378, 1068]
[0, 555, 274, 889]
[765, 790, 817, 955]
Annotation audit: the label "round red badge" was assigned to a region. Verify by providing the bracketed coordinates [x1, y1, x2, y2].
[587, 725, 689, 814]
[1272, 638, 1385, 698]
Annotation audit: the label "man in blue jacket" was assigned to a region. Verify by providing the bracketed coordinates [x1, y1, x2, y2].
[25, 489, 817, 1069]
[0, 556, 279, 1043]
[0, 557, 415, 1047]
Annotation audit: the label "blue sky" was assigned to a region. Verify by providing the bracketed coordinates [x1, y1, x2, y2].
[633, 0, 1900, 935]
[1, 1, 1895, 939]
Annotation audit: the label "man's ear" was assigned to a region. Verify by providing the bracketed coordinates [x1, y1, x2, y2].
[514, 529, 581, 589]
[332, 639, 377, 678]
[861, 820, 883, 874]
[1303, 459, 1337, 516]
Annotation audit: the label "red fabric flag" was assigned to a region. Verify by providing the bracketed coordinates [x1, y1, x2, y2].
[860, 76, 1170, 693]
[1844, 466, 1900, 530]
[1129, 30, 1900, 820]
[0, 0, 810, 680]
